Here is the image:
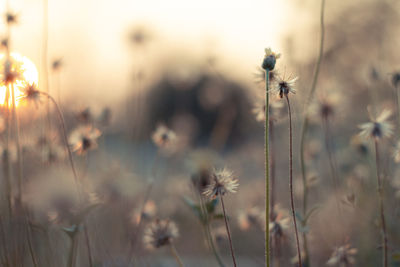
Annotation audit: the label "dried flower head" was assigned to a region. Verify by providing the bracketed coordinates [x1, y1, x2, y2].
[203, 167, 239, 198]
[269, 207, 290, 237]
[5, 12, 18, 25]
[20, 82, 41, 105]
[271, 76, 298, 98]
[69, 126, 101, 155]
[151, 124, 177, 152]
[262, 48, 281, 71]
[358, 108, 393, 140]
[326, 244, 358, 266]
[191, 168, 213, 194]
[1, 38, 8, 49]
[3, 59, 20, 85]
[52, 59, 63, 72]
[76, 107, 93, 124]
[143, 219, 179, 249]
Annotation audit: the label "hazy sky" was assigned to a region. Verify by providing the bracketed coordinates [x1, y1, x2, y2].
[1, 0, 313, 106]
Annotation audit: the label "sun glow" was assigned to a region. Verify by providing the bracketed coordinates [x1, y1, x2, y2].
[0, 53, 39, 107]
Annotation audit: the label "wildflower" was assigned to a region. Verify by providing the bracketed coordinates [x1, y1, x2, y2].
[129, 25, 151, 46]
[5, 12, 18, 25]
[151, 124, 177, 152]
[20, 82, 41, 105]
[3, 59, 19, 85]
[191, 168, 213, 194]
[262, 48, 281, 71]
[350, 134, 369, 155]
[213, 226, 227, 244]
[326, 244, 358, 266]
[1, 38, 8, 49]
[143, 219, 179, 249]
[269, 207, 290, 237]
[392, 72, 400, 88]
[271, 76, 298, 98]
[358, 109, 393, 140]
[52, 59, 63, 71]
[76, 107, 93, 124]
[131, 200, 157, 224]
[69, 126, 101, 155]
[203, 167, 239, 198]
[238, 206, 263, 231]
[393, 141, 400, 163]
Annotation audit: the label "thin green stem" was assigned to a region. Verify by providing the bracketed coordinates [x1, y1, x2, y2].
[264, 69, 270, 267]
[169, 243, 184, 267]
[83, 223, 93, 267]
[374, 140, 388, 267]
[286, 95, 302, 267]
[299, 0, 325, 265]
[220, 195, 237, 267]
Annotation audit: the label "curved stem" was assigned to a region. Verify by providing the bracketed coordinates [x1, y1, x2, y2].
[198, 195, 225, 267]
[220, 195, 237, 267]
[299, 0, 325, 265]
[286, 95, 302, 267]
[41, 91, 81, 198]
[374, 140, 388, 267]
[264, 69, 271, 267]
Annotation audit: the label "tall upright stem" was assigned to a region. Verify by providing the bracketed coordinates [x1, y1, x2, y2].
[264, 69, 271, 267]
[220, 195, 237, 267]
[299, 0, 326, 264]
[286, 95, 302, 267]
[374, 140, 388, 267]
[322, 117, 344, 242]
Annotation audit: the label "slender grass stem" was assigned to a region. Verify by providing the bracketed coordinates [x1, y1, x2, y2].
[285, 95, 302, 267]
[322, 117, 344, 242]
[374, 140, 388, 267]
[67, 234, 79, 267]
[129, 181, 153, 263]
[10, 83, 39, 267]
[4, 85, 12, 217]
[299, 0, 325, 265]
[169, 243, 184, 267]
[40, 92, 81, 197]
[0, 214, 10, 267]
[198, 193, 225, 267]
[83, 223, 94, 267]
[264, 69, 271, 267]
[396, 84, 400, 132]
[10, 83, 22, 204]
[220, 195, 237, 267]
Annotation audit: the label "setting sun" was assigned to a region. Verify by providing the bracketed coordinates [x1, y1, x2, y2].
[0, 52, 38, 106]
